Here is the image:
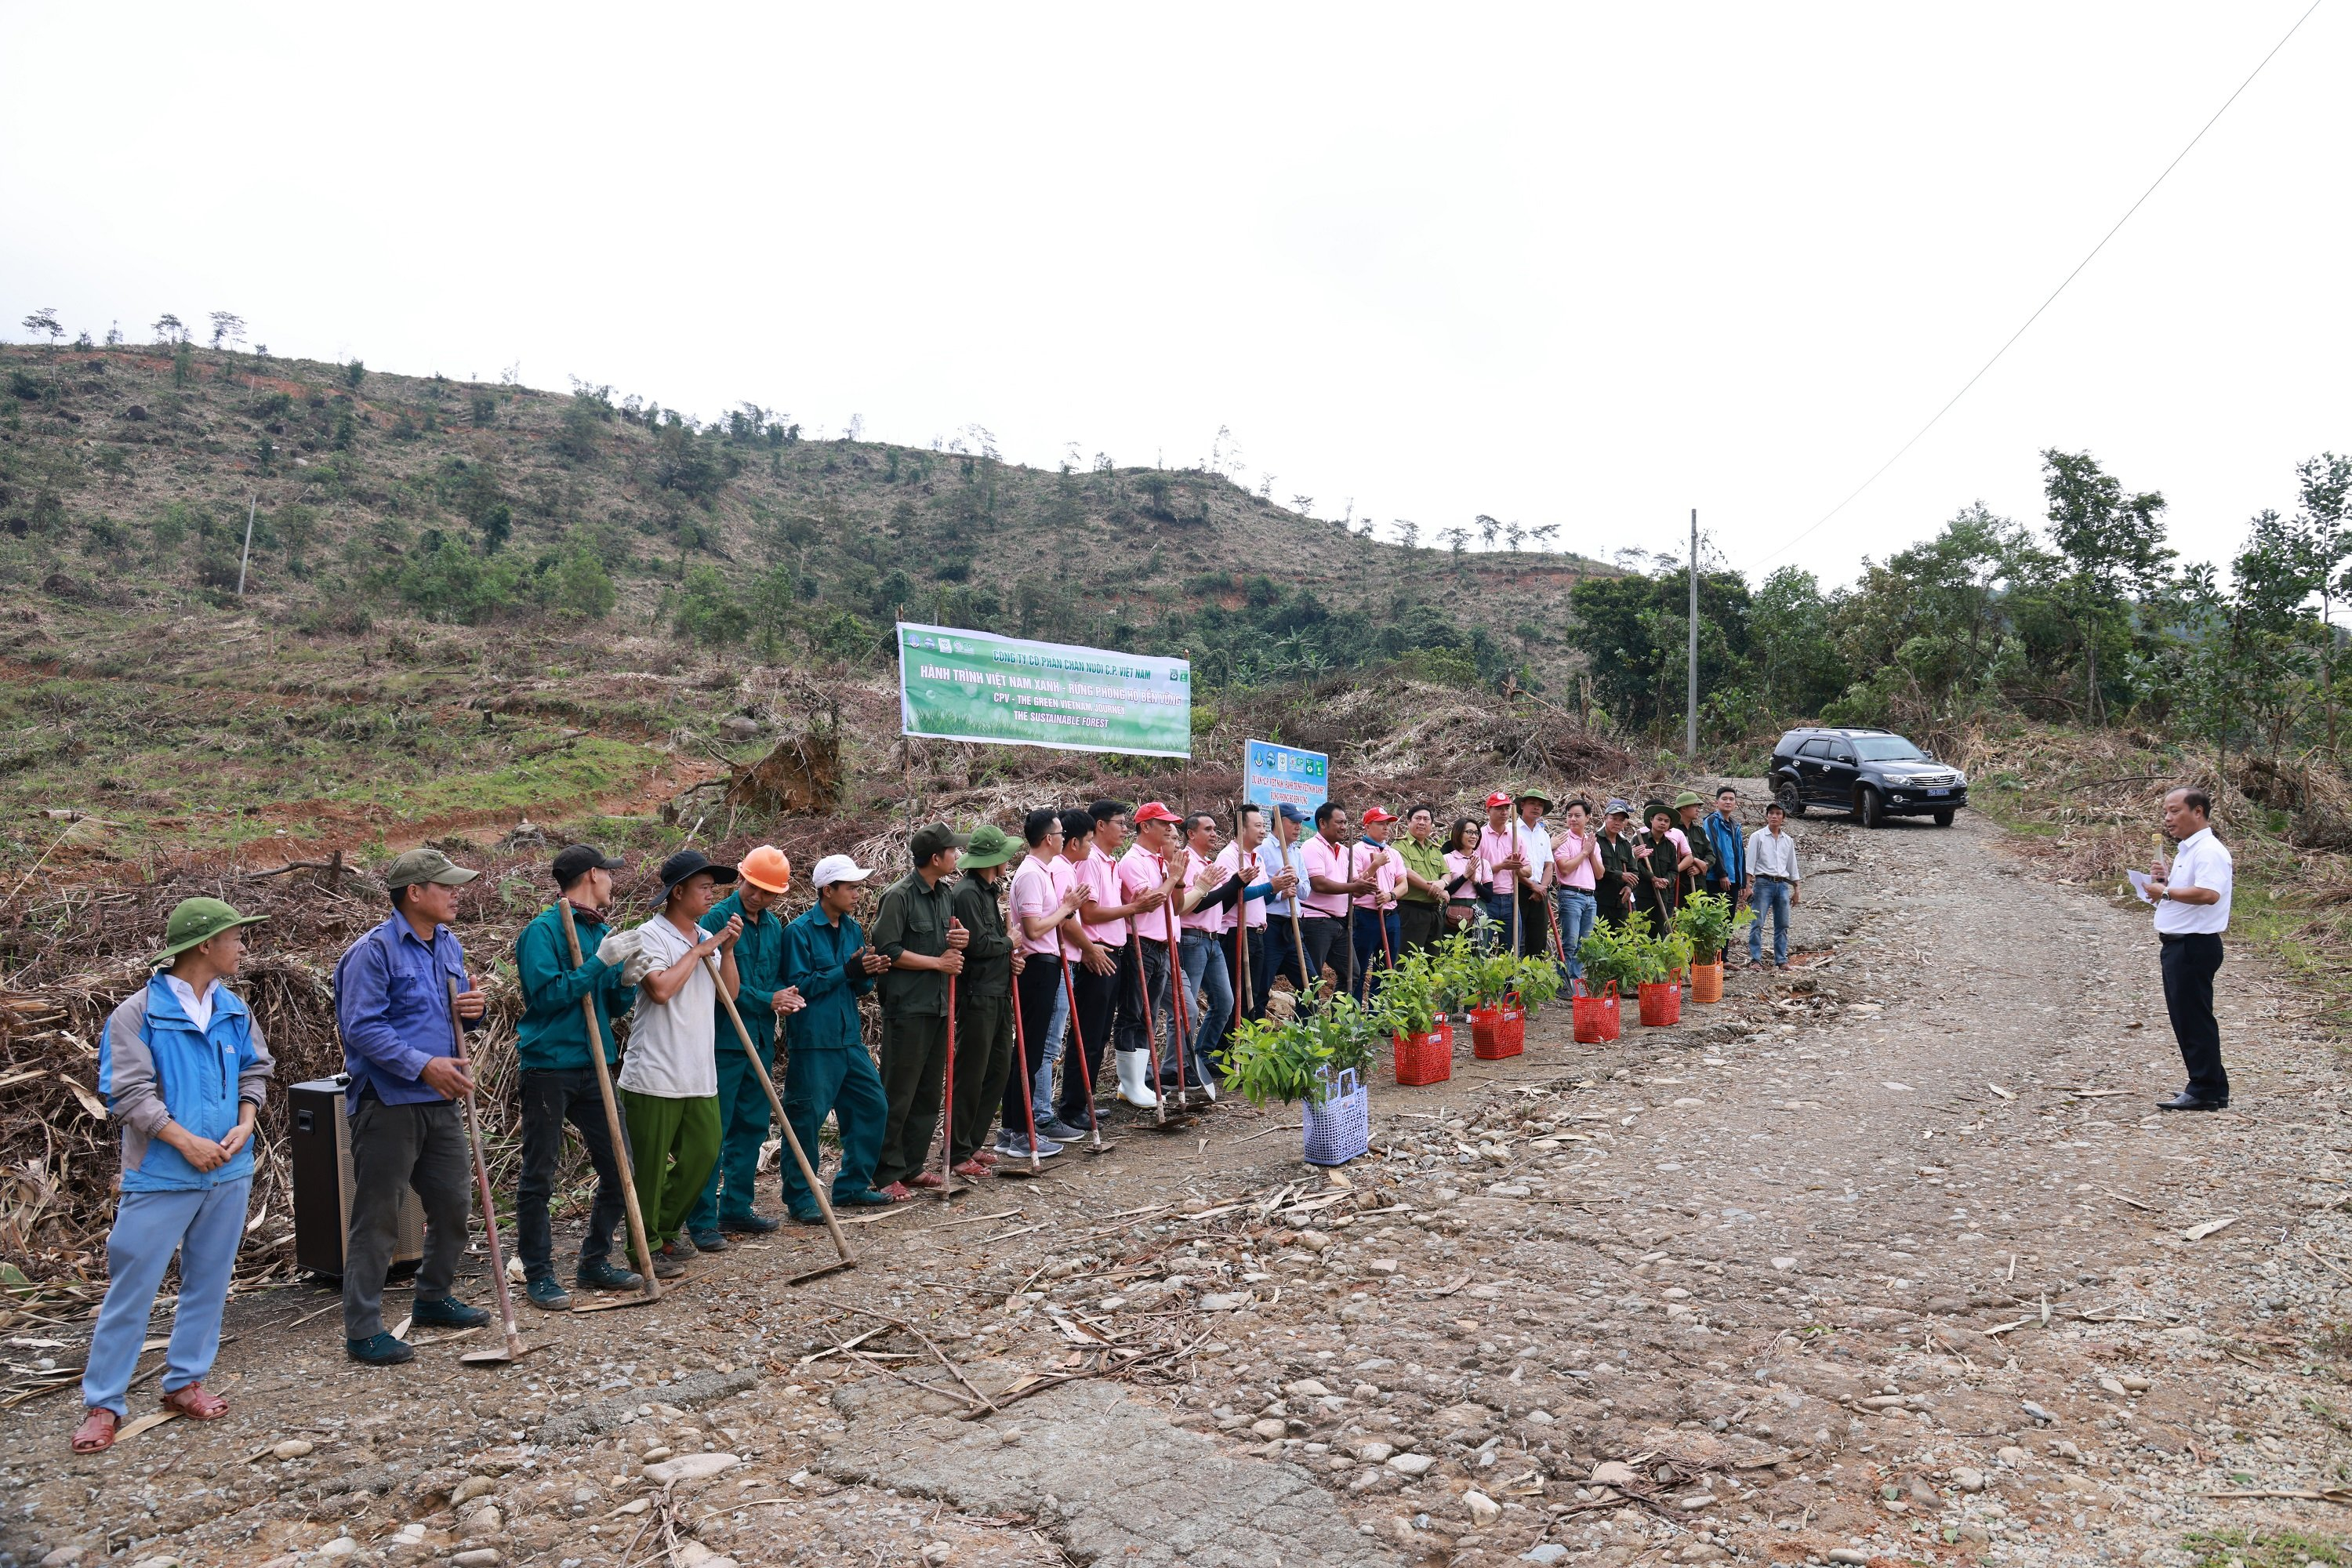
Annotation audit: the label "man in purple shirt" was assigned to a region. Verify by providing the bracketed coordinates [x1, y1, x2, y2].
[331, 848, 490, 1365]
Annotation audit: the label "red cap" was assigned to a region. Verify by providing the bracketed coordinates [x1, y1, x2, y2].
[1484, 791, 1513, 810]
[1360, 806, 1396, 825]
[1133, 801, 1181, 824]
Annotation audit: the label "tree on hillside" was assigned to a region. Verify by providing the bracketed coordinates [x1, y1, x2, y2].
[209, 311, 245, 351]
[1441, 526, 1470, 555]
[1475, 514, 1501, 550]
[1529, 524, 1560, 550]
[2286, 452, 2352, 750]
[1824, 504, 2042, 731]
[1392, 520, 1421, 550]
[2042, 448, 2172, 724]
[2176, 512, 2323, 764]
[152, 314, 187, 344]
[1746, 566, 1849, 719]
[20, 308, 61, 351]
[1569, 568, 1752, 733]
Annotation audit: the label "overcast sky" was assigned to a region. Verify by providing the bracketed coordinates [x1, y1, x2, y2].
[5, 3, 2344, 587]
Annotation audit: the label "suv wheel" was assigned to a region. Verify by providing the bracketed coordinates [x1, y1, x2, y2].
[1775, 779, 1806, 818]
[1856, 786, 1883, 829]
[1933, 808, 1955, 827]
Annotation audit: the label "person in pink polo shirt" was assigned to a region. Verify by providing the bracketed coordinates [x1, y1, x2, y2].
[1108, 800, 1185, 1108]
[1350, 807, 1405, 1000]
[1298, 801, 1376, 1002]
[1004, 807, 1092, 1156]
[1214, 804, 1294, 1025]
[1474, 791, 1527, 952]
[1052, 807, 1127, 1131]
[1551, 797, 1602, 980]
[1171, 812, 1245, 1091]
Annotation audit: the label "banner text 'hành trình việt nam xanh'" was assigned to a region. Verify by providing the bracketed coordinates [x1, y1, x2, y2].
[896, 622, 1192, 757]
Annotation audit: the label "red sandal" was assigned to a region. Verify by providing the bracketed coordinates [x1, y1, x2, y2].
[162, 1383, 229, 1421]
[71, 1407, 118, 1454]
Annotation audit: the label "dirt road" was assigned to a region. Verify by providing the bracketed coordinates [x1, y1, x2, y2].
[6, 804, 2348, 1568]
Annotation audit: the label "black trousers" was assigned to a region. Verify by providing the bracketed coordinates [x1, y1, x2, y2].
[1113, 937, 1172, 1058]
[1229, 925, 1270, 1021]
[1399, 901, 1443, 954]
[1005, 953, 1062, 1137]
[1057, 960, 1120, 1127]
[342, 1096, 472, 1341]
[1298, 916, 1354, 998]
[2159, 932, 2227, 1101]
[516, 1067, 630, 1282]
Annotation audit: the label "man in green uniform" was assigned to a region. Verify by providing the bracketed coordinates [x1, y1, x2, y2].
[869, 823, 970, 1196]
[1674, 790, 1718, 902]
[947, 823, 1022, 1177]
[1595, 799, 1641, 928]
[686, 845, 804, 1251]
[779, 855, 897, 1220]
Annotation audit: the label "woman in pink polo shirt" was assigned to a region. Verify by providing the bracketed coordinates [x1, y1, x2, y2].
[1551, 797, 1601, 980]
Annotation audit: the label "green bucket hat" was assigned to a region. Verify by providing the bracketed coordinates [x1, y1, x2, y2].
[1671, 789, 1705, 810]
[960, 822, 1018, 870]
[154, 897, 267, 966]
[383, 847, 481, 890]
[1514, 786, 1554, 808]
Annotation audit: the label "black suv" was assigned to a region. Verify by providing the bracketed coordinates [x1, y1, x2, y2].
[1767, 728, 1968, 828]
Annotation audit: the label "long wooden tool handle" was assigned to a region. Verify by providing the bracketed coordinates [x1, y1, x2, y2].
[557, 902, 661, 1301]
[1060, 951, 1102, 1147]
[445, 975, 523, 1355]
[706, 954, 852, 1263]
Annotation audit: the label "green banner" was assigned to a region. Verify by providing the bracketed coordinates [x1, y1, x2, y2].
[897, 622, 1192, 757]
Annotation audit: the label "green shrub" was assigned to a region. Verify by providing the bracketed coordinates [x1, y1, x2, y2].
[397, 538, 522, 624]
[343, 359, 365, 388]
[549, 548, 616, 618]
[673, 564, 747, 644]
[470, 392, 496, 427]
[1671, 889, 1751, 964]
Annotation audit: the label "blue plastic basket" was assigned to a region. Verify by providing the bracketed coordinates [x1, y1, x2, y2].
[1301, 1067, 1370, 1167]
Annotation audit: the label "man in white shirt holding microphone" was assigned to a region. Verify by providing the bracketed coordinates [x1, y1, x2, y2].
[2143, 786, 2233, 1112]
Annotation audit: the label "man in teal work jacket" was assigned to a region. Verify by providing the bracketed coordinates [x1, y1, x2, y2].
[687, 845, 804, 1249]
[778, 853, 901, 1220]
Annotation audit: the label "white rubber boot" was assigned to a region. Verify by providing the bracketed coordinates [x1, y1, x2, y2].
[1115, 1050, 1160, 1109]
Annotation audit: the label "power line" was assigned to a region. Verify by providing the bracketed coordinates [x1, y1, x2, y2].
[1744, 0, 2327, 573]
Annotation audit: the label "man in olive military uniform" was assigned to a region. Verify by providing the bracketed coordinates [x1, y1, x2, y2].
[869, 823, 971, 1196]
[948, 823, 1022, 1176]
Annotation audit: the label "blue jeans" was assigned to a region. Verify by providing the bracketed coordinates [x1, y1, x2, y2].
[1033, 967, 1068, 1112]
[84, 1178, 251, 1416]
[1553, 887, 1597, 979]
[1749, 878, 1792, 966]
[1176, 931, 1233, 1080]
[1479, 894, 1516, 953]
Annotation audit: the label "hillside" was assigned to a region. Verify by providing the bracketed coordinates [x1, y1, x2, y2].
[0, 340, 1608, 694]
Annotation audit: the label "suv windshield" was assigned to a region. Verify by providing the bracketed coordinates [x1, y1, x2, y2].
[1854, 736, 1927, 761]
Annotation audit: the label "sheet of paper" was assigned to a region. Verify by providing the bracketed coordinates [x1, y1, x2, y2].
[2126, 869, 2154, 904]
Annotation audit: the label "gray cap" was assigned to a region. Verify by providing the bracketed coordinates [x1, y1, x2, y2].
[1603, 798, 1632, 817]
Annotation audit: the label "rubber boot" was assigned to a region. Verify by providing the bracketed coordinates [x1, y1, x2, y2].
[1115, 1049, 1160, 1109]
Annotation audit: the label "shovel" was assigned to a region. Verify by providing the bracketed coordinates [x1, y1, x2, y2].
[444, 976, 536, 1367]
[554, 900, 661, 1314]
[993, 965, 1046, 1178]
[706, 955, 857, 1286]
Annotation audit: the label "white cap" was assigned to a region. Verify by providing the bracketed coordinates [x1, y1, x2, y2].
[811, 853, 874, 889]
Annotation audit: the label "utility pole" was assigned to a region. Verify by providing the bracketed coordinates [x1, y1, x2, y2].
[236, 492, 258, 597]
[1686, 508, 1699, 758]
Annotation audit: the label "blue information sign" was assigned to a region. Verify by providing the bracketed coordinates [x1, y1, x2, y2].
[1243, 739, 1329, 818]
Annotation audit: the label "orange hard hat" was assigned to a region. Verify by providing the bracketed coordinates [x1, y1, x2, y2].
[738, 844, 792, 894]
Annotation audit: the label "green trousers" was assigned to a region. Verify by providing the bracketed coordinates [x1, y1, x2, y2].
[875, 1012, 949, 1189]
[950, 993, 1016, 1165]
[688, 1024, 775, 1232]
[619, 1090, 720, 1245]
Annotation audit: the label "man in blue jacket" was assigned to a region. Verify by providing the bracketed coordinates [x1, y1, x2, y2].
[778, 854, 898, 1221]
[333, 848, 490, 1366]
[512, 844, 644, 1311]
[1702, 786, 1749, 943]
[75, 898, 275, 1454]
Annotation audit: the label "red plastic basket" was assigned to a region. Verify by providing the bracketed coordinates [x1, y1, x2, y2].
[1470, 995, 1526, 1059]
[1571, 979, 1621, 1044]
[1392, 1022, 1454, 1086]
[1636, 978, 1682, 1027]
